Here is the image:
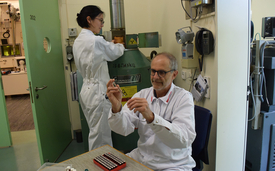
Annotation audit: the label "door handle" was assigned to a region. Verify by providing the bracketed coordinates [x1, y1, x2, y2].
[35, 85, 47, 91]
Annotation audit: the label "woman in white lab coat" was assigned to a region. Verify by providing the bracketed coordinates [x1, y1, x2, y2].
[73, 5, 125, 150]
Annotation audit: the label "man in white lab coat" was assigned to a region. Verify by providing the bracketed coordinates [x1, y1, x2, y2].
[106, 52, 196, 171]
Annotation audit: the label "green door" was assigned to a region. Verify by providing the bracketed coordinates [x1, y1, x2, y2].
[19, 0, 71, 164]
[0, 73, 12, 147]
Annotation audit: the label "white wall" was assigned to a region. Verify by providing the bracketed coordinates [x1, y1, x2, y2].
[252, 0, 275, 37]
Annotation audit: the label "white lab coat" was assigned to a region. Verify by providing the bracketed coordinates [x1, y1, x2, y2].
[108, 83, 196, 170]
[73, 29, 124, 150]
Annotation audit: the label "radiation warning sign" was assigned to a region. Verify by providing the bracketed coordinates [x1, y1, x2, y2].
[120, 85, 137, 106]
[128, 38, 137, 45]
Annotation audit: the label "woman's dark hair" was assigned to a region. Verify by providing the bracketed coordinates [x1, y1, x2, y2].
[76, 5, 104, 28]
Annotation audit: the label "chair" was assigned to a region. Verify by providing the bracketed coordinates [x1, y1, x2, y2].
[192, 105, 212, 171]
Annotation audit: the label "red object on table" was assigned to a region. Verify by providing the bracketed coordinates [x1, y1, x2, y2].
[93, 153, 126, 171]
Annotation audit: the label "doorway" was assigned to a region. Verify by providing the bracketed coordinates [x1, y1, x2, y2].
[5, 94, 34, 131]
[0, 1, 41, 170]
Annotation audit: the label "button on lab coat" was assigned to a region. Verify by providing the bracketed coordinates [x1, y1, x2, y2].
[73, 29, 124, 150]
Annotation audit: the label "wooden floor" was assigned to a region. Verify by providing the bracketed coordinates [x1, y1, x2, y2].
[5, 94, 34, 132]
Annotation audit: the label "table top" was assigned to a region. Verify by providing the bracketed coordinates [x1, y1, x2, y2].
[44, 145, 153, 171]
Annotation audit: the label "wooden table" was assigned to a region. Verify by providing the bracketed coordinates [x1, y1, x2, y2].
[41, 145, 153, 171]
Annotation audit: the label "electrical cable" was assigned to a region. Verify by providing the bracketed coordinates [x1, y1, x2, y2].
[192, 6, 203, 23]
[262, 71, 270, 106]
[198, 55, 203, 72]
[3, 30, 10, 38]
[254, 33, 261, 41]
[258, 41, 267, 102]
[248, 40, 273, 121]
[258, 43, 264, 102]
[181, 0, 198, 21]
[189, 67, 197, 92]
[248, 72, 256, 121]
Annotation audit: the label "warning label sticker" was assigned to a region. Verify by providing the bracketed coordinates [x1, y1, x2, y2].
[121, 85, 137, 106]
[128, 38, 137, 45]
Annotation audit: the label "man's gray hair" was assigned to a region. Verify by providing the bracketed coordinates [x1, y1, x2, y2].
[153, 52, 178, 70]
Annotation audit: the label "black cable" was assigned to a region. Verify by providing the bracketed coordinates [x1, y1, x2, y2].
[181, 0, 197, 20]
[189, 67, 197, 92]
[198, 55, 204, 72]
[3, 30, 10, 38]
[195, 28, 206, 72]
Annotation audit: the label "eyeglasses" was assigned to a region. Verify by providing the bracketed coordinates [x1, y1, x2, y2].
[95, 18, 105, 24]
[149, 69, 175, 78]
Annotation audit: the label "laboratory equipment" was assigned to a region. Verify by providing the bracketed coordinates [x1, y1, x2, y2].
[246, 110, 275, 171]
[108, 0, 159, 153]
[175, 26, 194, 59]
[262, 17, 275, 38]
[191, 0, 212, 8]
[181, 0, 213, 23]
[246, 16, 275, 171]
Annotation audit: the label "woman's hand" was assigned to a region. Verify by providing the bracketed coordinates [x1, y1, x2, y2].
[106, 79, 122, 113]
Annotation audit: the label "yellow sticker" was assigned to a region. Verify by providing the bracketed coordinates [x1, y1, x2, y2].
[128, 38, 137, 45]
[121, 85, 137, 106]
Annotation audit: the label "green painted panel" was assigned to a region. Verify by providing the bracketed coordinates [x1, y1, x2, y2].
[19, 0, 71, 164]
[0, 73, 12, 147]
[108, 49, 151, 153]
[138, 32, 159, 48]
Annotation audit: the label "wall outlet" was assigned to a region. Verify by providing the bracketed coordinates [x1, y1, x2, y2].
[204, 76, 210, 99]
[181, 69, 187, 80]
[182, 68, 192, 80]
[68, 28, 77, 37]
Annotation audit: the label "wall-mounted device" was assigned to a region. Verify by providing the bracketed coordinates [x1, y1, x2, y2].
[68, 28, 77, 37]
[175, 26, 194, 59]
[262, 17, 275, 38]
[191, 0, 212, 8]
[195, 28, 214, 56]
[195, 28, 214, 71]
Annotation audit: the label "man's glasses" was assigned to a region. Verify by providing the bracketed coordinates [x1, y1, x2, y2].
[149, 69, 175, 78]
[95, 18, 105, 24]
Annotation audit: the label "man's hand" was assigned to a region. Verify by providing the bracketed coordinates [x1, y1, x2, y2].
[127, 98, 154, 123]
[106, 79, 122, 113]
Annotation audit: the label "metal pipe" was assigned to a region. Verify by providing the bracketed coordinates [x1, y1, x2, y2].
[109, 0, 125, 30]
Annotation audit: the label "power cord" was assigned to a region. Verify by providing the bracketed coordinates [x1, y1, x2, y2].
[181, 0, 202, 23]
[189, 67, 198, 92]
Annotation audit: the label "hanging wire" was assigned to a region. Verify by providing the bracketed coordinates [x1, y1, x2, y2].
[189, 67, 198, 92]
[248, 41, 273, 121]
[181, 0, 198, 21]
